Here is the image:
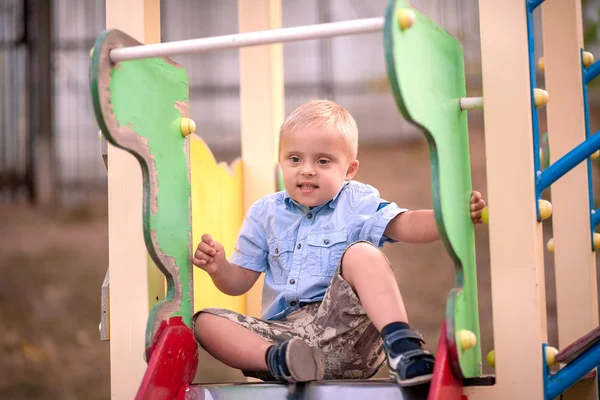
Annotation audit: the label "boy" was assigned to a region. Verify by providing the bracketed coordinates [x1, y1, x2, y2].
[192, 100, 485, 387]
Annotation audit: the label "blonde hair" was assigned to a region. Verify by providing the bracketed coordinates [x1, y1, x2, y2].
[279, 100, 358, 159]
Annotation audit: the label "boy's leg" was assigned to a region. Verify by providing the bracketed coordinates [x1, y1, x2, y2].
[340, 241, 435, 386]
[195, 312, 270, 371]
[340, 242, 407, 330]
[194, 311, 325, 382]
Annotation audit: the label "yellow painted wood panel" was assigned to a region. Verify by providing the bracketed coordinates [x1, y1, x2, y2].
[190, 136, 245, 313]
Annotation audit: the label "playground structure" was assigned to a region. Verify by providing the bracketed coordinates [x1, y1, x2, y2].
[92, 0, 600, 399]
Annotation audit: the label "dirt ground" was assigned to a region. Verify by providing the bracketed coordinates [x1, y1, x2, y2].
[0, 122, 583, 399]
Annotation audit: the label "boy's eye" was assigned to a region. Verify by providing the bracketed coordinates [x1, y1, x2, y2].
[290, 156, 300, 163]
[317, 159, 329, 165]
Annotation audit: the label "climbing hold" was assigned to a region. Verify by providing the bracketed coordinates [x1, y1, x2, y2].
[459, 330, 477, 351]
[180, 118, 196, 137]
[583, 51, 595, 68]
[594, 233, 600, 249]
[546, 346, 558, 366]
[546, 238, 555, 253]
[591, 150, 600, 160]
[397, 8, 416, 30]
[481, 206, 489, 224]
[90, 48, 94, 58]
[538, 199, 552, 220]
[538, 57, 545, 72]
[98, 130, 102, 140]
[487, 350, 495, 368]
[534, 88, 549, 108]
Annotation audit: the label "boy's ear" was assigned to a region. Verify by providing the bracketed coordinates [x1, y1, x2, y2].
[345, 160, 359, 180]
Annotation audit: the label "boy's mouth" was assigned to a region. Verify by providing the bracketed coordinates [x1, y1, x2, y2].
[298, 183, 319, 191]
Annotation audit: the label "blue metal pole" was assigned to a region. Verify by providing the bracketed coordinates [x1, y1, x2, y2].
[537, 131, 600, 192]
[584, 60, 600, 85]
[592, 209, 600, 230]
[546, 341, 600, 399]
[526, 5, 542, 219]
[527, 0, 546, 12]
[582, 49, 597, 248]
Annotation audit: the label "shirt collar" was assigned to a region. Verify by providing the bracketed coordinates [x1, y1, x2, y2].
[283, 181, 349, 212]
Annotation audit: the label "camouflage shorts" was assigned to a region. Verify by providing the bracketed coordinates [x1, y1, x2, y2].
[194, 241, 388, 381]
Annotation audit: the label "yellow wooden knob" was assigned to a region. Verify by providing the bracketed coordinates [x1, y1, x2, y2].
[583, 51, 595, 68]
[534, 88, 549, 108]
[538, 57, 545, 72]
[90, 48, 94, 58]
[487, 350, 495, 368]
[538, 199, 552, 220]
[481, 206, 489, 224]
[397, 8, 416, 30]
[459, 330, 477, 351]
[180, 118, 196, 137]
[593, 233, 600, 249]
[98, 130, 102, 140]
[546, 238, 555, 253]
[591, 150, 599, 160]
[546, 346, 558, 366]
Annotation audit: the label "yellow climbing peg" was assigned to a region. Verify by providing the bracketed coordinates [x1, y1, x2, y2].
[538, 199, 552, 220]
[487, 350, 495, 368]
[546, 238, 555, 253]
[180, 118, 196, 137]
[583, 51, 594, 68]
[534, 88, 549, 108]
[593, 233, 600, 249]
[397, 8, 416, 31]
[545, 346, 558, 366]
[459, 330, 477, 351]
[481, 206, 489, 224]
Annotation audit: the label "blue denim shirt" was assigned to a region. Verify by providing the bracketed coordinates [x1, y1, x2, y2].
[229, 180, 408, 321]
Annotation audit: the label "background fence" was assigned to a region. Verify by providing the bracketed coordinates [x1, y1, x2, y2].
[1, 0, 597, 206]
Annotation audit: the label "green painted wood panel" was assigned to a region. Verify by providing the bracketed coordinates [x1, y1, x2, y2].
[89, 30, 193, 351]
[384, 0, 481, 378]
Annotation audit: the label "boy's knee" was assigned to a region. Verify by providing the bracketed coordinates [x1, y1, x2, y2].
[341, 241, 388, 277]
[194, 311, 217, 342]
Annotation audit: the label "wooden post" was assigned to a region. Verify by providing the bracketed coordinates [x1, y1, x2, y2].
[238, 0, 284, 318]
[467, 0, 548, 398]
[105, 0, 161, 398]
[541, 1, 599, 398]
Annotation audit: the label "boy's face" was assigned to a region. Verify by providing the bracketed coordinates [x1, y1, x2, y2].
[278, 128, 359, 207]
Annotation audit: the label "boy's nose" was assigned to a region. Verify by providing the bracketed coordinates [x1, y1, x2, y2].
[301, 165, 316, 176]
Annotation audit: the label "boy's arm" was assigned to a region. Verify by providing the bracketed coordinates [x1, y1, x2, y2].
[207, 261, 261, 296]
[383, 210, 440, 244]
[382, 191, 486, 243]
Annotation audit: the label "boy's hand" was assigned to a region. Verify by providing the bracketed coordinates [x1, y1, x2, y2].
[193, 234, 227, 275]
[470, 191, 486, 224]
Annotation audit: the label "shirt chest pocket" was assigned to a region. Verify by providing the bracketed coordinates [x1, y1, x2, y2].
[268, 240, 293, 285]
[306, 231, 348, 277]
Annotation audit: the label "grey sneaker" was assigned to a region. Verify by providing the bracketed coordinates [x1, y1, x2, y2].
[383, 329, 435, 387]
[266, 338, 326, 383]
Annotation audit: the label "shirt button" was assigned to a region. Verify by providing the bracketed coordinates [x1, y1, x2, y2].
[289, 279, 295, 284]
[291, 301, 297, 306]
[297, 243, 301, 249]
[307, 213, 312, 219]
[324, 239, 330, 245]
